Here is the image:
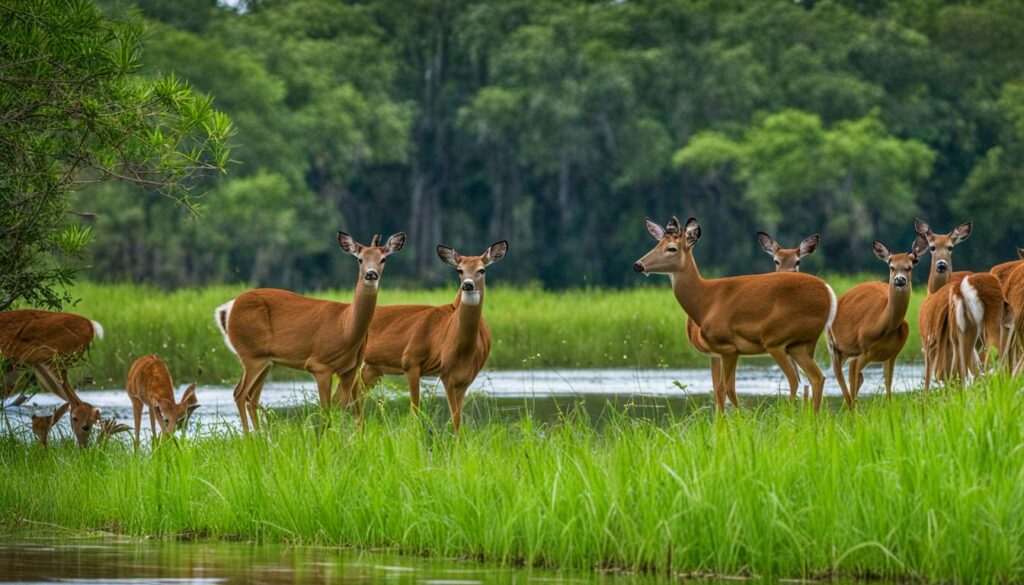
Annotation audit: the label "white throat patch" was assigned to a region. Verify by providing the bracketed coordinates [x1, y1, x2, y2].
[462, 291, 481, 306]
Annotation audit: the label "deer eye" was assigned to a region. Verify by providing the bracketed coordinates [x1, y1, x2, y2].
[929, 245, 936, 251]
[358, 258, 363, 264]
[774, 260, 780, 265]
[946, 246, 953, 251]
[477, 269, 485, 275]
[380, 257, 386, 263]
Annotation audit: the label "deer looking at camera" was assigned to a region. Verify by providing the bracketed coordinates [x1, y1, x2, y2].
[634, 217, 836, 413]
[1, 309, 103, 447]
[827, 237, 927, 408]
[215, 232, 405, 433]
[125, 355, 199, 442]
[686, 231, 820, 406]
[345, 241, 507, 433]
[916, 219, 1009, 388]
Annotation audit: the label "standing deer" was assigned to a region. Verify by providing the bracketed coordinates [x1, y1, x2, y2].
[125, 355, 199, 442]
[990, 248, 1024, 285]
[634, 217, 836, 413]
[346, 241, 507, 433]
[1002, 264, 1024, 373]
[916, 219, 1008, 388]
[827, 237, 927, 408]
[688, 231, 820, 406]
[215, 231, 405, 433]
[0, 310, 103, 447]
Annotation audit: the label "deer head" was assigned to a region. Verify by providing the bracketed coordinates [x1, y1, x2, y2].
[31, 403, 69, 447]
[153, 383, 200, 436]
[437, 241, 508, 306]
[633, 216, 701, 275]
[873, 235, 927, 290]
[757, 232, 819, 272]
[915, 218, 972, 276]
[337, 231, 406, 292]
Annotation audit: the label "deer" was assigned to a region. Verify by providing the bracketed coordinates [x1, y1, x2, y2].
[634, 217, 836, 413]
[0, 309, 103, 447]
[827, 237, 927, 408]
[345, 241, 508, 433]
[1002, 264, 1024, 373]
[30, 403, 69, 447]
[687, 231, 821, 407]
[215, 231, 405, 433]
[990, 248, 1024, 285]
[915, 219, 1009, 389]
[125, 355, 199, 443]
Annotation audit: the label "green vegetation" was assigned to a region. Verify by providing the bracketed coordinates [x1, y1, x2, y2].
[3, 374, 1023, 583]
[63, 278, 920, 387]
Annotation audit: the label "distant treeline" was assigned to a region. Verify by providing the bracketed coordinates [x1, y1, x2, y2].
[81, 0, 1024, 289]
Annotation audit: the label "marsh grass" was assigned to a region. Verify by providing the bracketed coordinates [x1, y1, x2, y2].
[2, 374, 1022, 583]
[57, 277, 922, 387]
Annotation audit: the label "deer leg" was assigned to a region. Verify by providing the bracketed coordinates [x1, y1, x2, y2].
[715, 354, 738, 414]
[337, 368, 362, 423]
[883, 357, 896, 400]
[766, 346, 799, 402]
[130, 397, 143, 446]
[443, 381, 470, 435]
[405, 367, 422, 412]
[790, 343, 825, 413]
[31, 364, 68, 402]
[149, 406, 158, 438]
[923, 341, 932, 393]
[849, 356, 870, 404]
[245, 365, 273, 431]
[831, 352, 853, 410]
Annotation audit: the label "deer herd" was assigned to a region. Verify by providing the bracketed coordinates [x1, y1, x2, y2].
[2, 217, 1023, 448]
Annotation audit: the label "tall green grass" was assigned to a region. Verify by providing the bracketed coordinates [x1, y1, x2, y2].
[1, 374, 1022, 582]
[52, 277, 922, 387]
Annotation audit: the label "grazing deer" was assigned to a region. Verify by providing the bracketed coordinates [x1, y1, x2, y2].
[634, 217, 836, 412]
[916, 219, 1008, 388]
[687, 231, 820, 406]
[31, 403, 69, 447]
[0, 310, 103, 447]
[348, 241, 508, 432]
[990, 248, 1024, 285]
[125, 355, 199, 442]
[827, 237, 927, 408]
[215, 231, 405, 433]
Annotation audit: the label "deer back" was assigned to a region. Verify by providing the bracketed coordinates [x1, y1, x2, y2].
[0, 310, 96, 365]
[125, 355, 175, 404]
[992, 260, 1024, 286]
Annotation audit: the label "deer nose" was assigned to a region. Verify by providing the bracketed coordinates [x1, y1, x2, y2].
[364, 269, 379, 281]
[894, 275, 907, 287]
[461, 279, 475, 292]
[81, 425, 91, 433]
[633, 262, 645, 273]
[935, 260, 948, 273]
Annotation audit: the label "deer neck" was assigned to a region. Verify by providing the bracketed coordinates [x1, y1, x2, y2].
[452, 289, 484, 352]
[927, 264, 950, 295]
[342, 279, 379, 344]
[878, 281, 912, 334]
[669, 251, 714, 325]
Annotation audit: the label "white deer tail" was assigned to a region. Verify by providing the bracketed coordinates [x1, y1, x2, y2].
[214, 300, 237, 355]
[824, 284, 838, 368]
[90, 320, 105, 341]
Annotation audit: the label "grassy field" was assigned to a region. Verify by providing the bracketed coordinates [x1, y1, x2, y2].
[51, 277, 924, 388]
[1, 374, 1022, 582]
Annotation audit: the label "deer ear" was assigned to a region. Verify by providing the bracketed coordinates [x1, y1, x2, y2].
[757, 232, 779, 255]
[91, 407, 102, 423]
[798, 234, 820, 258]
[910, 234, 928, 262]
[684, 217, 701, 245]
[182, 383, 198, 405]
[645, 218, 665, 240]
[436, 245, 460, 268]
[484, 241, 508, 265]
[54, 403, 70, 421]
[950, 221, 972, 244]
[914, 218, 932, 238]
[872, 240, 891, 262]
[385, 232, 406, 254]
[337, 231, 360, 255]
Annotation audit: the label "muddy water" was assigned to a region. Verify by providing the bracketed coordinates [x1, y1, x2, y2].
[3, 365, 924, 438]
[0, 538, 854, 585]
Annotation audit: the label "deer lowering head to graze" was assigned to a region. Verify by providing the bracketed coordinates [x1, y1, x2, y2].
[125, 355, 199, 443]
[349, 241, 508, 433]
[31, 403, 69, 447]
[634, 217, 836, 412]
[215, 231, 405, 434]
[687, 230, 820, 407]
[916, 219, 1008, 389]
[827, 237, 927, 408]
[990, 248, 1024, 285]
[756, 232, 820, 272]
[1, 310, 103, 447]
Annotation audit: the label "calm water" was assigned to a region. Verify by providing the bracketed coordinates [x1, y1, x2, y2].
[3, 365, 924, 439]
[0, 538, 854, 585]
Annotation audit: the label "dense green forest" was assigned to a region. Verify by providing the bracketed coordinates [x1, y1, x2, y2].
[77, 0, 1024, 289]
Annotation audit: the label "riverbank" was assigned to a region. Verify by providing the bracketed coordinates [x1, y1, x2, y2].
[2, 373, 1020, 582]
